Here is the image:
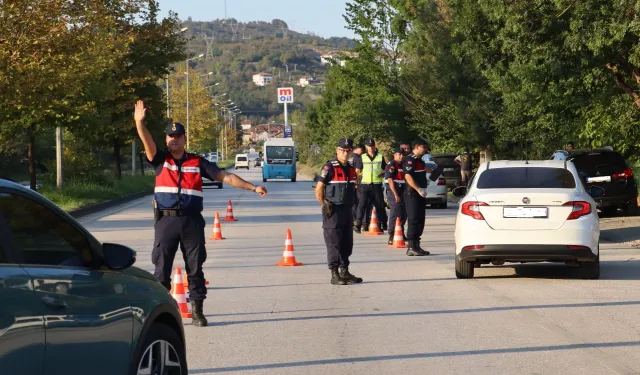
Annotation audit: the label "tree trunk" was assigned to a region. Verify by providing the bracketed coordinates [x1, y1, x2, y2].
[27, 129, 37, 190]
[113, 138, 122, 180]
[138, 152, 145, 176]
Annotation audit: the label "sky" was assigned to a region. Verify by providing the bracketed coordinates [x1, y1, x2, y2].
[157, 0, 355, 39]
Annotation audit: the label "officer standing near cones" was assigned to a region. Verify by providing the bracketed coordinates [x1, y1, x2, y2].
[134, 100, 267, 326]
[315, 138, 363, 285]
[384, 147, 407, 245]
[354, 139, 388, 233]
[403, 139, 433, 256]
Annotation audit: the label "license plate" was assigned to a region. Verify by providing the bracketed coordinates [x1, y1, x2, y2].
[444, 168, 454, 171]
[596, 200, 602, 208]
[276, 175, 284, 179]
[587, 176, 611, 183]
[503, 207, 548, 218]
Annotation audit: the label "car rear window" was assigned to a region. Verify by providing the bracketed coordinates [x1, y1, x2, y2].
[237, 157, 247, 161]
[570, 152, 627, 171]
[477, 167, 576, 189]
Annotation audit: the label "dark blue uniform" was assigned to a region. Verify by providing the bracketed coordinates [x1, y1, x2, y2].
[402, 152, 428, 245]
[384, 159, 406, 237]
[148, 149, 221, 301]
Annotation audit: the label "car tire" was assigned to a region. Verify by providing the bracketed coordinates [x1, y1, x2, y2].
[624, 198, 638, 216]
[600, 207, 617, 217]
[217, 184, 223, 189]
[292, 177, 296, 182]
[130, 323, 187, 375]
[263, 178, 267, 182]
[455, 257, 474, 279]
[578, 253, 600, 280]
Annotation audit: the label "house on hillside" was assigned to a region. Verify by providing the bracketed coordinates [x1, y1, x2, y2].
[297, 76, 314, 87]
[252, 72, 273, 86]
[250, 123, 284, 142]
[320, 51, 358, 67]
[240, 120, 253, 145]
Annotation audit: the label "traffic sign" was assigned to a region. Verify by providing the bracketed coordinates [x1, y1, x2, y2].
[277, 87, 294, 104]
[284, 125, 292, 138]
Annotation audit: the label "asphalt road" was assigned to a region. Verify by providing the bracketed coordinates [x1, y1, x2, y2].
[80, 166, 640, 375]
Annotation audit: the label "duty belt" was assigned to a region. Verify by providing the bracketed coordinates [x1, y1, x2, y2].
[160, 209, 199, 217]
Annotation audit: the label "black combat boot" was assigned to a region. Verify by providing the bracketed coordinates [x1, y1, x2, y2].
[388, 233, 394, 245]
[331, 268, 347, 285]
[339, 266, 363, 284]
[353, 221, 362, 234]
[191, 300, 208, 327]
[406, 240, 424, 256]
[415, 239, 431, 255]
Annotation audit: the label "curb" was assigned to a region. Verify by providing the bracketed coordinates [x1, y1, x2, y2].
[68, 189, 153, 219]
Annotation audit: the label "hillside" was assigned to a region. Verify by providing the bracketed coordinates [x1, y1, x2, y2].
[179, 18, 355, 124]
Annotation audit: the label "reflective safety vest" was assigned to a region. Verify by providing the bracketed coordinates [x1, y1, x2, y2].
[154, 154, 204, 211]
[361, 152, 383, 184]
[324, 160, 358, 205]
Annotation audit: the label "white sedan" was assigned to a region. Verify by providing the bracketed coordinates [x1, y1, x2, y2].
[452, 160, 604, 279]
[425, 161, 448, 209]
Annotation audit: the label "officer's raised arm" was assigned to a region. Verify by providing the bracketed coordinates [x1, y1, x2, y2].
[212, 167, 268, 197]
[133, 100, 157, 161]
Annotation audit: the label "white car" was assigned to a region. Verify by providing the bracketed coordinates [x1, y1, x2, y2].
[235, 154, 250, 170]
[452, 160, 604, 279]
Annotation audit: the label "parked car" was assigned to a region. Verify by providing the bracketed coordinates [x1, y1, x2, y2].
[452, 160, 604, 279]
[425, 161, 448, 209]
[0, 178, 188, 375]
[430, 153, 462, 189]
[551, 147, 638, 216]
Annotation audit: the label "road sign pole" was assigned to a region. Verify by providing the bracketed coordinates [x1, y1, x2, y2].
[284, 102, 288, 128]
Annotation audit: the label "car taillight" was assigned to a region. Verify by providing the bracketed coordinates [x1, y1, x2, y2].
[563, 201, 591, 220]
[462, 245, 485, 250]
[461, 201, 488, 220]
[437, 178, 446, 185]
[567, 245, 590, 250]
[613, 168, 633, 179]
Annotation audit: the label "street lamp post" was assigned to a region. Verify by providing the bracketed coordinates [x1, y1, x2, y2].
[185, 53, 204, 150]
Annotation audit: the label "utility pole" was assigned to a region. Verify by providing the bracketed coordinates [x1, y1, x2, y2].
[56, 127, 63, 189]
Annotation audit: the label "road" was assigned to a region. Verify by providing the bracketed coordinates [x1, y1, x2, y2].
[80, 167, 640, 375]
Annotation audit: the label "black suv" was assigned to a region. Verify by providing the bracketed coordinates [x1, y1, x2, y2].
[430, 153, 461, 189]
[555, 148, 638, 216]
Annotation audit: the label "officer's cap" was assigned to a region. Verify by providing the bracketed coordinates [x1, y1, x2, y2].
[336, 138, 354, 149]
[166, 122, 185, 136]
[412, 138, 428, 148]
[364, 139, 376, 147]
[353, 143, 364, 150]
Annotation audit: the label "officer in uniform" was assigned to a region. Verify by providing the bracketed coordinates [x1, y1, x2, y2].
[134, 100, 267, 326]
[354, 139, 388, 233]
[350, 143, 364, 223]
[384, 147, 407, 245]
[315, 138, 363, 285]
[403, 139, 433, 256]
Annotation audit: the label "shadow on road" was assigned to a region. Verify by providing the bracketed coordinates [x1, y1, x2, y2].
[189, 341, 640, 373]
[473, 260, 640, 280]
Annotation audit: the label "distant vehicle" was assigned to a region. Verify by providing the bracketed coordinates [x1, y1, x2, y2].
[0, 178, 188, 374]
[262, 138, 298, 182]
[201, 154, 223, 188]
[452, 160, 604, 279]
[425, 161, 448, 209]
[254, 157, 262, 167]
[430, 153, 462, 189]
[235, 154, 250, 170]
[551, 147, 637, 216]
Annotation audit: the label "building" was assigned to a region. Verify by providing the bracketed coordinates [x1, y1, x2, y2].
[252, 72, 273, 86]
[240, 120, 253, 145]
[320, 51, 358, 67]
[249, 123, 285, 143]
[297, 76, 314, 87]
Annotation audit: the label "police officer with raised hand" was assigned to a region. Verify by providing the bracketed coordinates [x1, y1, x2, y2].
[315, 138, 362, 285]
[354, 139, 388, 233]
[134, 100, 267, 327]
[403, 139, 433, 256]
[385, 147, 407, 245]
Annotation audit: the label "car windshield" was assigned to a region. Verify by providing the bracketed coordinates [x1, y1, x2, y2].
[477, 167, 576, 189]
[237, 157, 247, 161]
[569, 152, 627, 175]
[266, 146, 294, 159]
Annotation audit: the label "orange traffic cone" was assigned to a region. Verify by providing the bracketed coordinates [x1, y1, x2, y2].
[223, 200, 238, 222]
[365, 207, 384, 236]
[171, 267, 192, 319]
[276, 229, 303, 266]
[181, 272, 191, 302]
[388, 217, 407, 248]
[210, 212, 226, 240]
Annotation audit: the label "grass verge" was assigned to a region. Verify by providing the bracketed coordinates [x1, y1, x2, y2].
[297, 162, 324, 179]
[218, 159, 235, 169]
[40, 174, 155, 212]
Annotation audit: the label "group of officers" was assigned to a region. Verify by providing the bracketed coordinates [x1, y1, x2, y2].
[315, 137, 438, 286]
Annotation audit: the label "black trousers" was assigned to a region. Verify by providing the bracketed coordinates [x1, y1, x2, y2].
[323, 226, 353, 269]
[152, 214, 208, 300]
[352, 194, 371, 225]
[404, 190, 426, 241]
[387, 189, 407, 236]
[356, 184, 387, 227]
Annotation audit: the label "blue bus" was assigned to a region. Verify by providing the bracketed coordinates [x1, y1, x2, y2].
[262, 139, 297, 182]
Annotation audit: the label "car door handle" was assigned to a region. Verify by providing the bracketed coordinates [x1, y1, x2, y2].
[41, 296, 67, 309]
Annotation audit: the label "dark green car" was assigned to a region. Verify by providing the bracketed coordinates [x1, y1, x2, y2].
[0, 178, 187, 374]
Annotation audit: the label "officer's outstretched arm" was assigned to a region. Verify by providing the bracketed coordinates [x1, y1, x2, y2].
[134, 100, 157, 160]
[315, 182, 326, 205]
[217, 171, 268, 196]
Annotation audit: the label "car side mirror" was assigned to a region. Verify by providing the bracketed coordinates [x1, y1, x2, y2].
[588, 186, 605, 198]
[452, 186, 467, 197]
[102, 243, 136, 270]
